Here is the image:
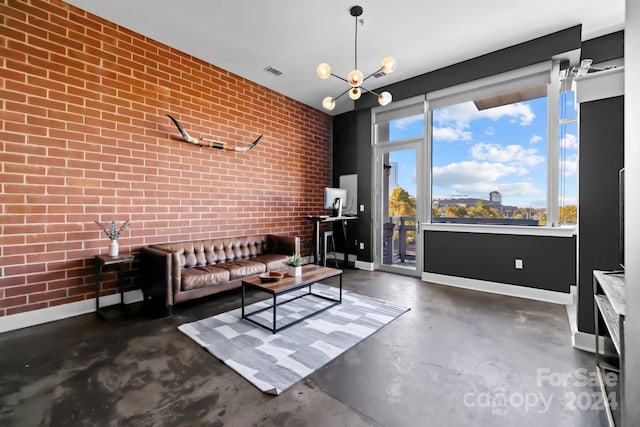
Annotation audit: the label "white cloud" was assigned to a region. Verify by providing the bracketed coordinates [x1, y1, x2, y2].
[560, 155, 578, 177]
[433, 126, 472, 141]
[485, 127, 495, 136]
[494, 182, 543, 196]
[434, 101, 536, 128]
[432, 101, 537, 142]
[530, 135, 543, 144]
[433, 160, 544, 199]
[561, 133, 578, 150]
[392, 115, 424, 129]
[433, 161, 517, 187]
[470, 142, 545, 167]
[560, 196, 577, 206]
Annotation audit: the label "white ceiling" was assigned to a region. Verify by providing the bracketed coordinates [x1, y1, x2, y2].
[63, 0, 625, 116]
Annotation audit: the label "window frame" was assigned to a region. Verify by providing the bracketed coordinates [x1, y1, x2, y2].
[424, 61, 574, 234]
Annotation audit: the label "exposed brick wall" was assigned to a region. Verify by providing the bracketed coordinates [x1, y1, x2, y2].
[0, 0, 333, 317]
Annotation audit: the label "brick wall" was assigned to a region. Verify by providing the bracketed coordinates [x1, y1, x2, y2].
[0, 0, 333, 317]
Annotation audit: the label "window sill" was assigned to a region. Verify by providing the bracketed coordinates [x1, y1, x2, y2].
[422, 222, 576, 237]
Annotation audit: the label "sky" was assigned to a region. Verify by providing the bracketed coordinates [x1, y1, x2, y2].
[387, 92, 578, 209]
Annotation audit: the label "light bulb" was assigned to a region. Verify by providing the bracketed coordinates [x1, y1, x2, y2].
[348, 87, 361, 100]
[317, 63, 331, 79]
[381, 56, 397, 74]
[322, 96, 335, 111]
[347, 69, 364, 87]
[378, 91, 392, 106]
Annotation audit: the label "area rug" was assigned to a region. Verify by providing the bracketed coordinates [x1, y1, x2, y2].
[178, 283, 410, 395]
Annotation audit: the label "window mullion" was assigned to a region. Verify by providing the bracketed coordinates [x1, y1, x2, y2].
[547, 61, 561, 226]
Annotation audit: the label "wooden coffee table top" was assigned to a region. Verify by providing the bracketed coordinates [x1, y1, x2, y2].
[242, 264, 342, 295]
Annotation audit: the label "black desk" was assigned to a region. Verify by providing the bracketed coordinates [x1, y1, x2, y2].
[304, 215, 358, 267]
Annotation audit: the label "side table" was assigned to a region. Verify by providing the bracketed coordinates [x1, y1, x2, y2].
[94, 253, 135, 319]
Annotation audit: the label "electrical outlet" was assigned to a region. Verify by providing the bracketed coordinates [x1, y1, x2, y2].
[359, 242, 365, 250]
[515, 259, 523, 269]
[360, 204, 365, 212]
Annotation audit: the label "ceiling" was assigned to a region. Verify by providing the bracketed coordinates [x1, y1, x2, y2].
[62, 0, 625, 116]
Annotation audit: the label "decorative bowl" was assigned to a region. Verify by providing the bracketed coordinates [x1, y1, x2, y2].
[259, 272, 284, 283]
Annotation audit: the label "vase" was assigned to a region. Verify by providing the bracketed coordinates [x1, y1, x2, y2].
[293, 266, 302, 277]
[109, 240, 119, 257]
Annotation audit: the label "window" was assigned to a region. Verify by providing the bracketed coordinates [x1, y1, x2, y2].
[427, 62, 569, 227]
[374, 102, 425, 144]
[558, 85, 578, 225]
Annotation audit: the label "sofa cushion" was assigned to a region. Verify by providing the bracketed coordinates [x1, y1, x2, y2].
[182, 266, 230, 291]
[216, 260, 266, 279]
[253, 254, 289, 271]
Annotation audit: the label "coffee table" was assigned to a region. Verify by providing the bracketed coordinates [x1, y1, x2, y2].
[241, 264, 343, 333]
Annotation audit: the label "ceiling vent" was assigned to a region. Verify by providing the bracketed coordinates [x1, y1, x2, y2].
[264, 66, 283, 76]
[373, 70, 386, 78]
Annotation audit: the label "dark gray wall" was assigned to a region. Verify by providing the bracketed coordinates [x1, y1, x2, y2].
[354, 26, 582, 111]
[332, 109, 372, 261]
[425, 231, 576, 292]
[333, 25, 583, 268]
[577, 95, 625, 333]
[581, 31, 624, 64]
[332, 27, 624, 311]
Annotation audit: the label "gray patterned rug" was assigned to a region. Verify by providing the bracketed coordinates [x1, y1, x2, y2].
[178, 283, 410, 395]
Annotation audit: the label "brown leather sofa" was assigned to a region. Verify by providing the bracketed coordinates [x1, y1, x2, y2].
[140, 234, 299, 315]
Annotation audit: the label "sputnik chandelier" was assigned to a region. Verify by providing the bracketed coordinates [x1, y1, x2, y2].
[317, 5, 396, 111]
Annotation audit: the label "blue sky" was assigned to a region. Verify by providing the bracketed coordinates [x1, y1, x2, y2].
[388, 93, 578, 209]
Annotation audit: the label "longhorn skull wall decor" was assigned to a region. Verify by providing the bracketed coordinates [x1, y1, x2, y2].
[167, 114, 262, 152]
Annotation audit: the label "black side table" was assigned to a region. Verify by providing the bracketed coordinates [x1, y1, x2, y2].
[94, 253, 135, 319]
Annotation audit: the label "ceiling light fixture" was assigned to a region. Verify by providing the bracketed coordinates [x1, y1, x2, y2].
[317, 5, 396, 111]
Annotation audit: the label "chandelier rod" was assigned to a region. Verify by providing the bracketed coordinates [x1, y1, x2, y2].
[354, 10, 358, 71]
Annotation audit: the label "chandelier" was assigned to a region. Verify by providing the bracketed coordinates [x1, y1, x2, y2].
[317, 5, 396, 111]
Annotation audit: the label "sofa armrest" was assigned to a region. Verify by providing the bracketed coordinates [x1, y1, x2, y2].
[140, 246, 174, 316]
[267, 235, 300, 256]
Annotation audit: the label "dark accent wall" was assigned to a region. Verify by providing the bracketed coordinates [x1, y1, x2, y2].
[424, 232, 576, 293]
[332, 109, 373, 261]
[581, 31, 625, 64]
[333, 25, 583, 266]
[578, 95, 625, 333]
[355, 25, 582, 111]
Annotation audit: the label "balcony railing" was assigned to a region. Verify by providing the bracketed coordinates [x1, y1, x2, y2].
[383, 216, 416, 265]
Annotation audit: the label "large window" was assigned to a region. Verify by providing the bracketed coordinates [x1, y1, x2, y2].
[428, 62, 571, 227]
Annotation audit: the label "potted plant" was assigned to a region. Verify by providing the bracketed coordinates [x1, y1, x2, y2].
[286, 253, 303, 276]
[95, 219, 132, 257]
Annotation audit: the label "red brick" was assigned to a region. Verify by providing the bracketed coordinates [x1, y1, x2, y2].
[7, 302, 48, 316]
[0, 0, 332, 319]
[0, 295, 27, 309]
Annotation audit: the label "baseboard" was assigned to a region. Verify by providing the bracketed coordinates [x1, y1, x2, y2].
[0, 289, 144, 334]
[422, 273, 573, 305]
[354, 260, 374, 271]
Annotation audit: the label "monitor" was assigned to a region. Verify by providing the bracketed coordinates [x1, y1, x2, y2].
[324, 187, 347, 216]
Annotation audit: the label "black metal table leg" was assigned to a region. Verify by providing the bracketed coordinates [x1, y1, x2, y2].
[272, 294, 277, 333]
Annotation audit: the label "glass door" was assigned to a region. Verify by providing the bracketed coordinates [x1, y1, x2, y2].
[377, 147, 421, 274]
[372, 97, 425, 276]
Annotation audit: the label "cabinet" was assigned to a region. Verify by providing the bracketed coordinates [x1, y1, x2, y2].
[593, 270, 625, 426]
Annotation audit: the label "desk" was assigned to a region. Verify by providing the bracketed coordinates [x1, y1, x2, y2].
[94, 253, 135, 319]
[304, 215, 358, 267]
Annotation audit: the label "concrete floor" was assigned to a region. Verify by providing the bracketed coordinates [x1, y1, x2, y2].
[0, 269, 606, 426]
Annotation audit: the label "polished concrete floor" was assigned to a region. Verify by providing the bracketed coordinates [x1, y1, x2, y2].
[0, 269, 607, 426]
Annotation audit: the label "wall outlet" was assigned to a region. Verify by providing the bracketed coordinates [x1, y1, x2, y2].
[359, 242, 365, 250]
[360, 204, 365, 212]
[515, 259, 523, 269]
